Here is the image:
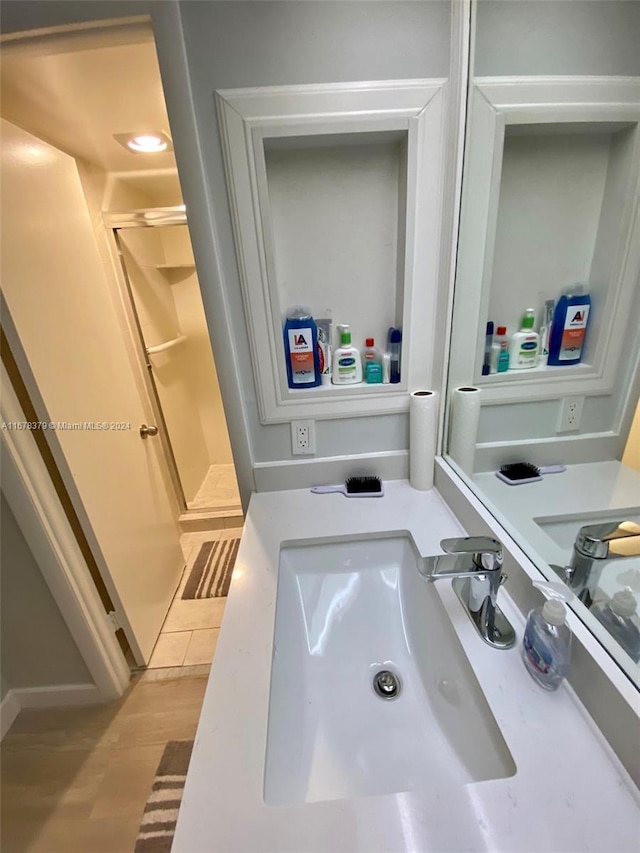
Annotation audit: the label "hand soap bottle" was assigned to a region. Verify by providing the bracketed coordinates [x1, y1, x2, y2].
[522, 583, 571, 691]
[332, 325, 362, 384]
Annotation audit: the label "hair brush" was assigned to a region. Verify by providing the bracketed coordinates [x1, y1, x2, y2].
[311, 476, 384, 497]
[496, 462, 566, 485]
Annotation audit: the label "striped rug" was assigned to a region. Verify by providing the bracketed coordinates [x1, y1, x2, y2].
[181, 537, 240, 599]
[135, 739, 193, 852]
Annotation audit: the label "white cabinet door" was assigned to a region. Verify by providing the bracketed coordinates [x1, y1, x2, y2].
[1, 119, 183, 664]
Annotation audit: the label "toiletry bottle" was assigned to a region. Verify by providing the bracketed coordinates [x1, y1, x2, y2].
[362, 337, 382, 383]
[548, 285, 591, 366]
[315, 317, 333, 385]
[509, 309, 539, 370]
[388, 328, 402, 383]
[482, 321, 494, 376]
[283, 307, 321, 388]
[496, 340, 510, 373]
[332, 325, 362, 384]
[490, 326, 508, 373]
[382, 352, 391, 384]
[522, 595, 571, 691]
[538, 299, 555, 365]
[591, 590, 640, 664]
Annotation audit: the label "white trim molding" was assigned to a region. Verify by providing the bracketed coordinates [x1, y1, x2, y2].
[217, 79, 447, 423]
[450, 76, 640, 403]
[1, 685, 102, 740]
[0, 691, 21, 740]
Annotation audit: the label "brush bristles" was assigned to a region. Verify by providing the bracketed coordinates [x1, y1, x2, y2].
[499, 462, 540, 481]
[345, 476, 382, 494]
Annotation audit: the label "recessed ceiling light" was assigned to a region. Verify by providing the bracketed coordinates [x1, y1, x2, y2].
[113, 131, 173, 154]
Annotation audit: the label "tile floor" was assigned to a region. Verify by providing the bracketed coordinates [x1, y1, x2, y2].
[188, 463, 241, 510]
[146, 527, 242, 670]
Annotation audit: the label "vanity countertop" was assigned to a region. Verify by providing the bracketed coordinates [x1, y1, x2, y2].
[472, 460, 640, 570]
[173, 481, 640, 853]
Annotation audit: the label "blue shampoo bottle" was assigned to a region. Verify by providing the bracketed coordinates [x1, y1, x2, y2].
[548, 286, 591, 366]
[283, 307, 321, 388]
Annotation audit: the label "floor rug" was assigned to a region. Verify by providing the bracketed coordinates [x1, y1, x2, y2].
[182, 538, 240, 599]
[135, 740, 194, 853]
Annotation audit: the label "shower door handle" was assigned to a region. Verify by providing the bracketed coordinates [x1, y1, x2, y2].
[139, 424, 159, 439]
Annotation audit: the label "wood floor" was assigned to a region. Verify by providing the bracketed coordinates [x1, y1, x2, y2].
[1, 672, 208, 852]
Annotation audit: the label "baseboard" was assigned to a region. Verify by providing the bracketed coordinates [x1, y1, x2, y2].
[1, 691, 21, 739]
[253, 450, 409, 493]
[11, 683, 102, 711]
[179, 507, 244, 533]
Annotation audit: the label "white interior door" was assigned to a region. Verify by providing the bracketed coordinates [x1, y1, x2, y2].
[1, 119, 184, 664]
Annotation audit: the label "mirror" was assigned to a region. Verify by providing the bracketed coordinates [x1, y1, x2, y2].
[446, 0, 640, 686]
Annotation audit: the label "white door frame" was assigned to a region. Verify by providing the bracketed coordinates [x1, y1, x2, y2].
[1, 363, 131, 702]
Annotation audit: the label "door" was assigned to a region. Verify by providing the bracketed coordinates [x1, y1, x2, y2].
[1, 119, 183, 664]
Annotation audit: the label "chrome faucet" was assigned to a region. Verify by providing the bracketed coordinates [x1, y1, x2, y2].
[554, 520, 640, 609]
[419, 536, 516, 649]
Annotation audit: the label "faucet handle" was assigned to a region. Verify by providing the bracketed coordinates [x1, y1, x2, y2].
[576, 521, 640, 559]
[439, 537, 503, 571]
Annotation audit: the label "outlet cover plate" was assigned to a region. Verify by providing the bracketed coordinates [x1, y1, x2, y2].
[557, 395, 585, 433]
[291, 419, 316, 455]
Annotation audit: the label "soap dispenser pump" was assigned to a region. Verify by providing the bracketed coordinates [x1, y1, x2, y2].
[522, 581, 572, 691]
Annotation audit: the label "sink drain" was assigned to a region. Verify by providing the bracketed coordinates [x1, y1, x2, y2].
[373, 670, 401, 699]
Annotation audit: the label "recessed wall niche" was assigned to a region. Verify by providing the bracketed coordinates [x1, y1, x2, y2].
[264, 132, 407, 365]
[449, 77, 640, 403]
[216, 80, 446, 423]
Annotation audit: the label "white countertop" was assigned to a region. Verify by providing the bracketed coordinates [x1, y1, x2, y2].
[173, 481, 640, 853]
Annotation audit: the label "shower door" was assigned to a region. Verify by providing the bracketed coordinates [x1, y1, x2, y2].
[111, 215, 239, 514]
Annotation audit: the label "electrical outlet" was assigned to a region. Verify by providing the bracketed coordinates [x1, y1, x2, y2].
[557, 396, 585, 433]
[291, 419, 316, 455]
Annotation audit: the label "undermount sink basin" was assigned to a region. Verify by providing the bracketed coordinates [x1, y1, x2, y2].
[264, 532, 515, 807]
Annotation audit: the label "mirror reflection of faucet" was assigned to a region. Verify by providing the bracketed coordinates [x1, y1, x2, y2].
[419, 536, 516, 649]
[551, 520, 640, 610]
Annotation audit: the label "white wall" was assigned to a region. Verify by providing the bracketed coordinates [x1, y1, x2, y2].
[1, 495, 91, 691]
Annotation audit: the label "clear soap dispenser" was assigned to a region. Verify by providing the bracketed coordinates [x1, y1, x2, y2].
[522, 581, 572, 691]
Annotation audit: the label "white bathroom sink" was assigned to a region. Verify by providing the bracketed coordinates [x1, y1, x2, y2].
[263, 532, 515, 806]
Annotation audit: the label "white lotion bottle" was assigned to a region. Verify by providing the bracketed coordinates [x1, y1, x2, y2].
[332, 325, 362, 384]
[509, 309, 539, 369]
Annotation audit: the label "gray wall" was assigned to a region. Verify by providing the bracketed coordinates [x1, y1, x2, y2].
[475, 0, 640, 77]
[469, 0, 640, 466]
[175, 1, 451, 468]
[1, 494, 91, 692]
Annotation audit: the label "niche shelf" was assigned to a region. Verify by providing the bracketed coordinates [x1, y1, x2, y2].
[216, 79, 446, 423]
[450, 77, 640, 404]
